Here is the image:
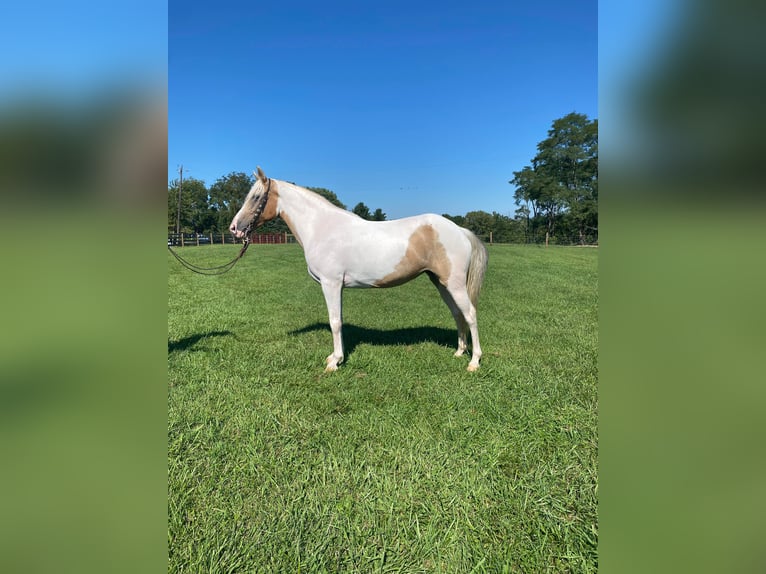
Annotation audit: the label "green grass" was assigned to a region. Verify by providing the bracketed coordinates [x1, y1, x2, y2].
[168, 244, 598, 573]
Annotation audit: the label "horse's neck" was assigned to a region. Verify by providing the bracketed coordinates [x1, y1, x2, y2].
[277, 181, 350, 246]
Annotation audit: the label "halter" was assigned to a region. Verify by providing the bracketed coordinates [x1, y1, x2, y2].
[168, 178, 271, 275]
[240, 177, 272, 239]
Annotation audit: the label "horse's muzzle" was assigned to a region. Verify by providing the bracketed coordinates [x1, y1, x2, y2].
[230, 219, 255, 240]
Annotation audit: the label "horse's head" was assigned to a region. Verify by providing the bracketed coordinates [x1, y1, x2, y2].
[229, 166, 275, 239]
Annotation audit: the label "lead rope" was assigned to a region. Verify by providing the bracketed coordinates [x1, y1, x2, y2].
[167, 237, 250, 275]
[168, 179, 270, 276]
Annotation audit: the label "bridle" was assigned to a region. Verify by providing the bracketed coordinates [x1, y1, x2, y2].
[168, 178, 271, 276]
[240, 177, 272, 239]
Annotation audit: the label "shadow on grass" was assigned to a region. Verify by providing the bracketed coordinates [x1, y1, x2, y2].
[168, 330, 234, 353]
[289, 322, 455, 359]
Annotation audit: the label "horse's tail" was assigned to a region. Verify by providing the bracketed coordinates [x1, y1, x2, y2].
[463, 228, 488, 307]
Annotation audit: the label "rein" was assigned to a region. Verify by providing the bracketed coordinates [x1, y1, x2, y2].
[167, 239, 250, 275]
[168, 178, 271, 276]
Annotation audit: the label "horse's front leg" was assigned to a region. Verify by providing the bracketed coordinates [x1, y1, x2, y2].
[320, 279, 344, 372]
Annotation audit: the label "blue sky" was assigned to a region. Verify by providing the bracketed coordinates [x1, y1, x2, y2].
[170, 0, 597, 219]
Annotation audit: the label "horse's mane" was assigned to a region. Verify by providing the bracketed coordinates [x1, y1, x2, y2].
[286, 181, 355, 215]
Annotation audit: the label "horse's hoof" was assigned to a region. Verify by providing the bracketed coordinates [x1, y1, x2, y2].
[453, 349, 465, 357]
[467, 363, 480, 372]
[324, 365, 338, 373]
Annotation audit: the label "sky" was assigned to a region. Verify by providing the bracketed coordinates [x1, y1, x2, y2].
[1, 0, 166, 100]
[169, 0, 597, 219]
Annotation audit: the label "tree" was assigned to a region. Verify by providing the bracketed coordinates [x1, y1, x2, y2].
[352, 202, 387, 221]
[208, 171, 254, 232]
[442, 213, 466, 227]
[352, 202, 372, 219]
[489, 211, 524, 243]
[514, 204, 531, 241]
[371, 208, 387, 221]
[463, 210, 495, 241]
[510, 112, 598, 242]
[167, 177, 212, 233]
[454, 210, 522, 242]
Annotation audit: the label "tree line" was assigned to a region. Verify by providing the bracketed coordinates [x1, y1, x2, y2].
[169, 112, 597, 244]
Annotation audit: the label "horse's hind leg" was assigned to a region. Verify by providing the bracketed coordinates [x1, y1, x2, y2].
[444, 281, 482, 372]
[427, 272, 468, 358]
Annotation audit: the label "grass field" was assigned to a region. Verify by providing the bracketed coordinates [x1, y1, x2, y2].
[168, 243, 598, 573]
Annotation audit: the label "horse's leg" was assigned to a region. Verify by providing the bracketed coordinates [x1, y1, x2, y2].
[427, 272, 468, 357]
[445, 283, 482, 371]
[320, 279, 344, 372]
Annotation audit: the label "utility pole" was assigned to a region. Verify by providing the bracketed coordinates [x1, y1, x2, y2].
[175, 165, 183, 237]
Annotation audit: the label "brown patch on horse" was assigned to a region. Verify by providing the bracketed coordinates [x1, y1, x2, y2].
[375, 224, 451, 287]
[256, 179, 280, 226]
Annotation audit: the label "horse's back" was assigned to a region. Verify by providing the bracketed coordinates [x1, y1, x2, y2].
[360, 214, 472, 288]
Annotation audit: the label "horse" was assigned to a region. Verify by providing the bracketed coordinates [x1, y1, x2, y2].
[229, 167, 488, 372]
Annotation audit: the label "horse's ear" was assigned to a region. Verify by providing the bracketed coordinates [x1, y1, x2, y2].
[256, 166, 267, 182]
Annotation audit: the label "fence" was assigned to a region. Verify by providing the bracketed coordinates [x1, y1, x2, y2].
[168, 231, 597, 247]
[484, 230, 598, 246]
[168, 232, 297, 247]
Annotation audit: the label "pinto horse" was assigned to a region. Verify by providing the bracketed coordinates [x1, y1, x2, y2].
[230, 167, 488, 372]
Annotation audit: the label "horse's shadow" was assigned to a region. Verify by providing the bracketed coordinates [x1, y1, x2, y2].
[168, 324, 454, 360]
[289, 322, 455, 359]
[168, 330, 234, 353]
